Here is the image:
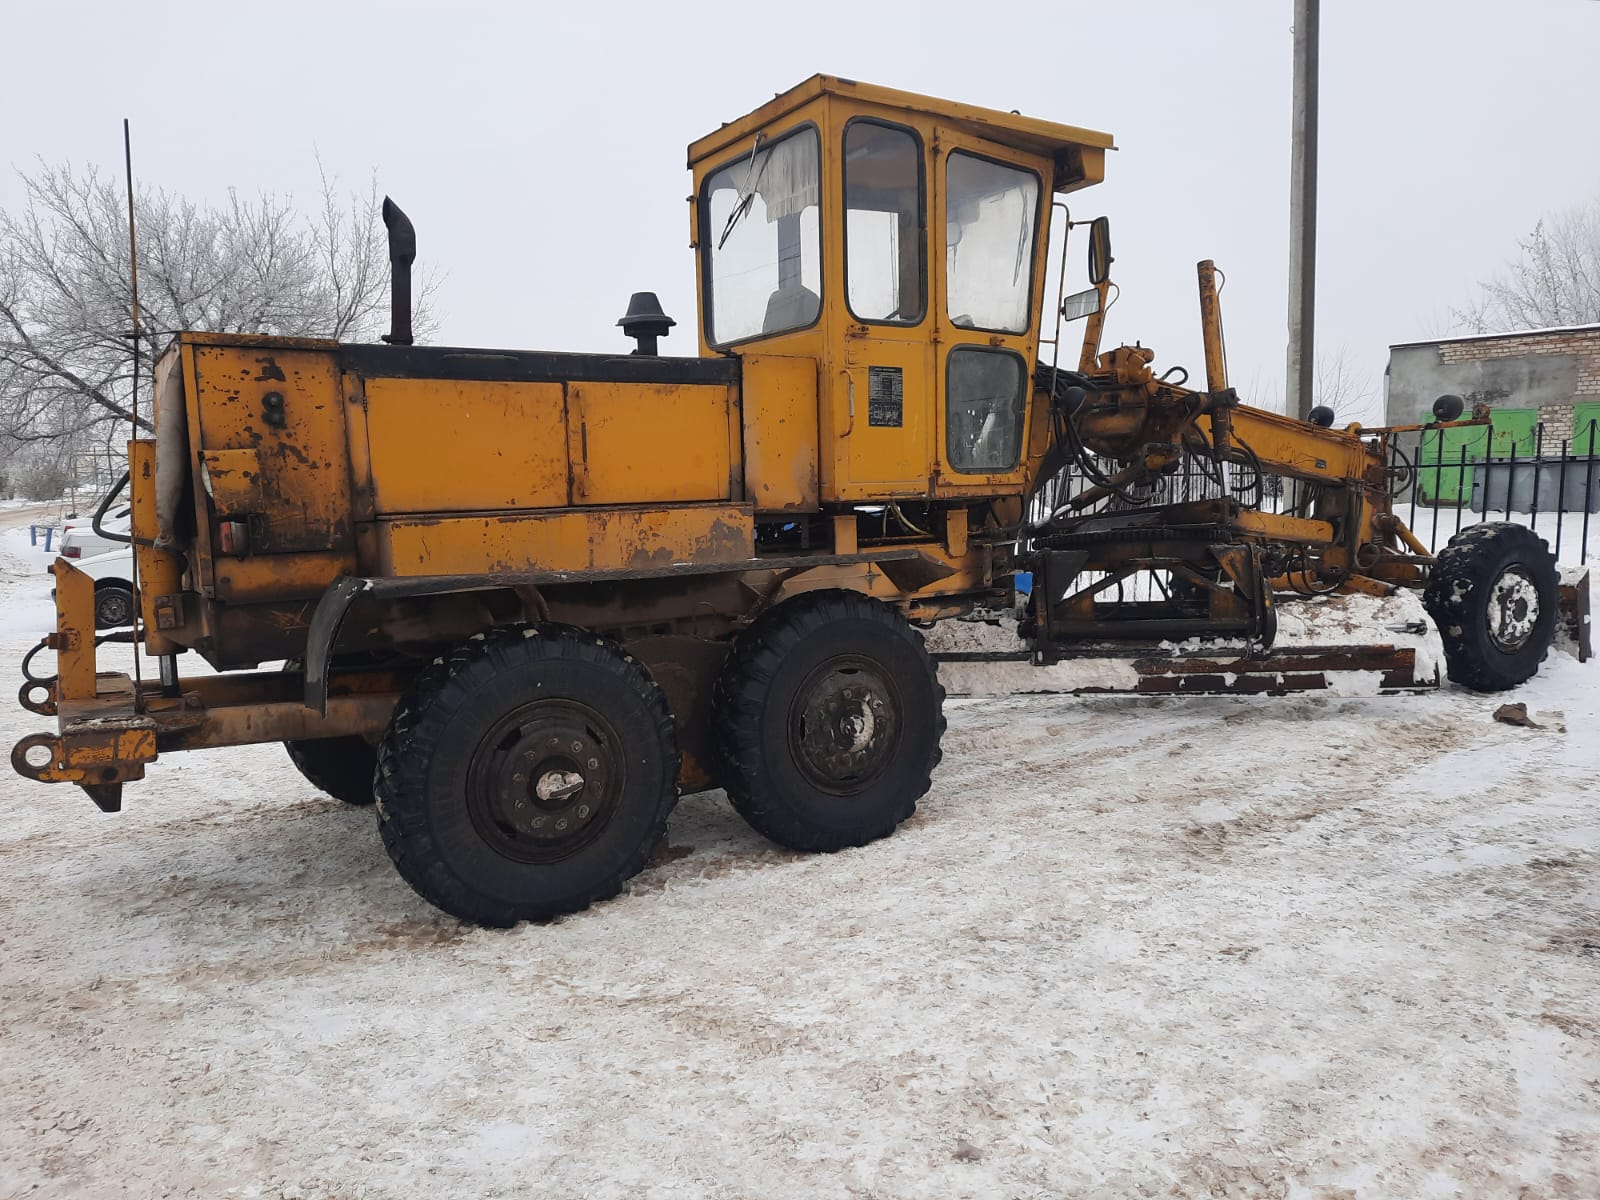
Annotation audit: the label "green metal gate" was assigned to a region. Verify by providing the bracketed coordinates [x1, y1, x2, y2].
[1418, 409, 1537, 505]
[1419, 423, 1489, 505]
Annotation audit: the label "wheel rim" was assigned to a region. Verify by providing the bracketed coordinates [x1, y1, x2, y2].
[1486, 565, 1541, 653]
[97, 593, 130, 626]
[788, 655, 903, 795]
[465, 699, 624, 864]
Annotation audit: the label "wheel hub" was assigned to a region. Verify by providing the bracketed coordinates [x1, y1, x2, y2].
[790, 657, 902, 794]
[1487, 566, 1541, 652]
[467, 701, 621, 864]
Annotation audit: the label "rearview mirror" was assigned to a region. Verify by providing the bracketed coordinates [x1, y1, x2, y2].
[1087, 216, 1112, 285]
[1060, 287, 1101, 322]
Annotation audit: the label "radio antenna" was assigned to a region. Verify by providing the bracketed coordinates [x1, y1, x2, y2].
[122, 118, 145, 708]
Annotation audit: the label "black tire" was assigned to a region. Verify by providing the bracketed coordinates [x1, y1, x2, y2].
[1422, 522, 1558, 692]
[374, 627, 680, 926]
[284, 737, 378, 806]
[93, 584, 135, 629]
[280, 659, 378, 806]
[713, 590, 945, 852]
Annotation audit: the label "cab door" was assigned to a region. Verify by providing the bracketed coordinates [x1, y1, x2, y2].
[932, 134, 1049, 493]
[836, 117, 933, 497]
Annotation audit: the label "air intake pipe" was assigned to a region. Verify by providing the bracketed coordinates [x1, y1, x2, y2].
[381, 197, 415, 347]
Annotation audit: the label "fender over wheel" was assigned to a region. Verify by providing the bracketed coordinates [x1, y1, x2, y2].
[713, 590, 945, 852]
[1422, 522, 1558, 692]
[374, 627, 680, 926]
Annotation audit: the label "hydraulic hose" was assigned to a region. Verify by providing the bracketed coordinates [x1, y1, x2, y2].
[91, 471, 133, 545]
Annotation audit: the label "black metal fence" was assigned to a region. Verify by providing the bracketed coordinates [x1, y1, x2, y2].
[1389, 417, 1597, 565]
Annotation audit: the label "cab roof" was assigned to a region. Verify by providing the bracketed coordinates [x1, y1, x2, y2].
[688, 74, 1116, 192]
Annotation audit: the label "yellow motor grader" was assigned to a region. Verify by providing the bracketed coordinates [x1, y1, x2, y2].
[12, 76, 1558, 925]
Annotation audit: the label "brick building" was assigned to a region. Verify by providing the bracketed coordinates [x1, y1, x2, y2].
[1386, 323, 1600, 447]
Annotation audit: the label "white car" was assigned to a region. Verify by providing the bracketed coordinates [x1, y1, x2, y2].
[53, 545, 137, 628]
[59, 505, 132, 562]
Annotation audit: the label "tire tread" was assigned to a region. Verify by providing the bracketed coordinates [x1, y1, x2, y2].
[374, 627, 679, 926]
[1422, 521, 1558, 692]
[713, 591, 945, 852]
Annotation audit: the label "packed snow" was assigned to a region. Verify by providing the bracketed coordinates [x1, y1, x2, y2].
[1, 508, 1597, 1198]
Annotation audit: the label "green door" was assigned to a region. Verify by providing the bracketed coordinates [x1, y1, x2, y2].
[1488, 407, 1538, 458]
[1419, 423, 1489, 505]
[1573, 401, 1600, 455]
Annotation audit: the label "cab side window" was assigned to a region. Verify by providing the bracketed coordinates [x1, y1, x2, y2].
[844, 121, 925, 324]
[945, 152, 1040, 334]
[946, 347, 1027, 473]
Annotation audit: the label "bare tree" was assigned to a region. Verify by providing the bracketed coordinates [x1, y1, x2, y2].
[0, 161, 437, 448]
[1241, 344, 1378, 425]
[1456, 197, 1600, 333]
[1314, 343, 1380, 426]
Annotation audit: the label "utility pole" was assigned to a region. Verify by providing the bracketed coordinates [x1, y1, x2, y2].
[1286, 0, 1319, 421]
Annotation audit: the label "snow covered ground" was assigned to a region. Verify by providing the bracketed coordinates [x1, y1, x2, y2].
[1, 509, 1597, 1198]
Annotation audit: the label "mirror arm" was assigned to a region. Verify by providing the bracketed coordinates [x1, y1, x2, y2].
[1077, 280, 1112, 371]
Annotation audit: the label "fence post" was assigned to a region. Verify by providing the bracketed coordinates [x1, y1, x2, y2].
[1583, 419, 1596, 565]
[1505, 438, 1517, 522]
[1430, 442, 1443, 550]
[1529, 423, 1544, 535]
[1408, 430, 1420, 539]
[1556, 437, 1569, 563]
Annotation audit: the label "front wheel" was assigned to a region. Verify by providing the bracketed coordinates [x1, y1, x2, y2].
[374, 627, 680, 926]
[713, 590, 945, 852]
[1422, 522, 1558, 692]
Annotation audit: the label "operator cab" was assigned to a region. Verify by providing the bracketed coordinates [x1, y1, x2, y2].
[688, 75, 1114, 505]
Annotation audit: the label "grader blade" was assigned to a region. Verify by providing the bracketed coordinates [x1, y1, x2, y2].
[933, 644, 1435, 696]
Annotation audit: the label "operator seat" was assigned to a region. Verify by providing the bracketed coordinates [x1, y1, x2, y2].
[762, 284, 820, 334]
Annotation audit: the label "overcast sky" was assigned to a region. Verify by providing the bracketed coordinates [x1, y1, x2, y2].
[5, 0, 1598, 423]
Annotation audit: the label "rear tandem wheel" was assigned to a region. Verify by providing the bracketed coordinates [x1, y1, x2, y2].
[713, 590, 946, 852]
[281, 659, 379, 806]
[373, 627, 680, 926]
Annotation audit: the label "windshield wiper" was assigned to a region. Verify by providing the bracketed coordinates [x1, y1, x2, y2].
[717, 132, 769, 250]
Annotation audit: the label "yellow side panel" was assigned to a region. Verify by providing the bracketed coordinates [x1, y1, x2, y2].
[740, 355, 819, 512]
[832, 337, 933, 498]
[569, 382, 735, 505]
[380, 504, 754, 576]
[211, 551, 355, 604]
[364, 378, 568, 513]
[191, 346, 351, 553]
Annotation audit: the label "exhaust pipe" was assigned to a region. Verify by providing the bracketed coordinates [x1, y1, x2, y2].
[381, 197, 415, 346]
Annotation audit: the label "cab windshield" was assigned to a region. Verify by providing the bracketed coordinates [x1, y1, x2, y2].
[702, 128, 822, 346]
